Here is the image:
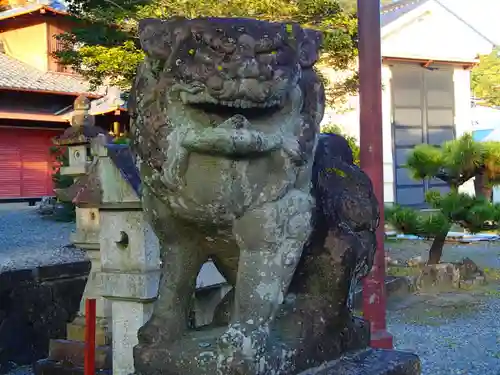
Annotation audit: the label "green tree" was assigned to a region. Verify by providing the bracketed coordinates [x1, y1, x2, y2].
[320, 123, 360, 165]
[56, 0, 359, 94]
[406, 134, 500, 199]
[337, 0, 395, 12]
[471, 47, 500, 107]
[386, 192, 500, 264]
[387, 133, 500, 264]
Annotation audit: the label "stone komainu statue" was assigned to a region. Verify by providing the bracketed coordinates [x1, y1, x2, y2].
[129, 16, 379, 375]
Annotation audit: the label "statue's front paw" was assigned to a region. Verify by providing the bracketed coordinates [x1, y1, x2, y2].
[137, 318, 160, 345]
[218, 323, 269, 356]
[137, 316, 183, 345]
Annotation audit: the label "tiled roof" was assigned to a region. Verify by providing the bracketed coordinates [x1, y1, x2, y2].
[0, 53, 102, 96]
[381, 0, 430, 27]
[0, 4, 67, 21]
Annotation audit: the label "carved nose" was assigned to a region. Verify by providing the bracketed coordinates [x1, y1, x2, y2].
[238, 58, 260, 78]
[236, 34, 260, 78]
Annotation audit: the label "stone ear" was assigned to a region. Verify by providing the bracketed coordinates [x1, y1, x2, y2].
[138, 18, 173, 59]
[299, 29, 323, 68]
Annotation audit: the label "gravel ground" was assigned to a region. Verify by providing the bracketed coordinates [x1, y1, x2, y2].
[386, 239, 500, 375]
[3, 366, 32, 375]
[2, 207, 500, 374]
[0, 205, 84, 273]
[388, 291, 500, 375]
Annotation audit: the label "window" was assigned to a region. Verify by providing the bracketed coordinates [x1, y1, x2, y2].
[48, 27, 73, 73]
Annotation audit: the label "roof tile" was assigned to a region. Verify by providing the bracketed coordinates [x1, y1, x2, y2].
[381, 0, 430, 27]
[0, 53, 103, 95]
[0, 4, 67, 21]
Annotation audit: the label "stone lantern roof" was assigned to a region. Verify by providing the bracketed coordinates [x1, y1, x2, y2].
[55, 136, 141, 206]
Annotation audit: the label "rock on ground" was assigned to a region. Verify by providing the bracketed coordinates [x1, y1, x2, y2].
[385, 239, 500, 269]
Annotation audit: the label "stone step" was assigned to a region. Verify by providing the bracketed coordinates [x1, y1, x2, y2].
[34, 359, 111, 375]
[47, 339, 111, 369]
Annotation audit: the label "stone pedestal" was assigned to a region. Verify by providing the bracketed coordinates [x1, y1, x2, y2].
[99, 209, 161, 375]
[93, 137, 160, 375]
[68, 207, 111, 346]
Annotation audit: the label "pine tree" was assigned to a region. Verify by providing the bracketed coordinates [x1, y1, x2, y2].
[387, 134, 500, 264]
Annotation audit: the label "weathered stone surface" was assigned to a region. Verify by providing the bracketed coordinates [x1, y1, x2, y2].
[36, 196, 57, 216]
[66, 317, 108, 346]
[104, 143, 142, 196]
[458, 257, 483, 280]
[129, 16, 381, 375]
[297, 349, 421, 375]
[417, 263, 461, 290]
[47, 339, 111, 369]
[0, 261, 89, 373]
[416, 258, 487, 291]
[52, 96, 109, 147]
[34, 359, 111, 375]
[52, 125, 110, 147]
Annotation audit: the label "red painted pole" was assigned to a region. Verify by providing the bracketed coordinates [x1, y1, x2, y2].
[357, 0, 393, 349]
[84, 298, 96, 375]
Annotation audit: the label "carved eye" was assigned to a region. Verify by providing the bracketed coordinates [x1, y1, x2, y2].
[236, 26, 245, 32]
[216, 28, 223, 32]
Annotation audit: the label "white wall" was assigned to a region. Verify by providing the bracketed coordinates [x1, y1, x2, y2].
[382, 65, 395, 204]
[453, 68, 477, 197]
[318, 0, 495, 204]
[319, 64, 394, 204]
[382, 2, 493, 62]
[453, 68, 473, 137]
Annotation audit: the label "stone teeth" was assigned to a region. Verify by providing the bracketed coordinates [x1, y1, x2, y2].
[189, 98, 282, 109]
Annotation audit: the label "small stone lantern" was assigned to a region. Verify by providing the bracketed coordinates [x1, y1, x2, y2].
[52, 96, 113, 341]
[35, 98, 113, 374]
[55, 95, 100, 177]
[91, 135, 161, 375]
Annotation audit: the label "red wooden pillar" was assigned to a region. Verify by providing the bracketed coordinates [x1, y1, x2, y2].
[357, 0, 393, 349]
[84, 298, 96, 375]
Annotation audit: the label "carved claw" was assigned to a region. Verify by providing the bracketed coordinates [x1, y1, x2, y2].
[282, 135, 306, 165]
[161, 128, 190, 190]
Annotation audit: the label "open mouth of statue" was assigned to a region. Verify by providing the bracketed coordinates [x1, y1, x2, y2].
[187, 101, 282, 123]
[175, 87, 301, 157]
